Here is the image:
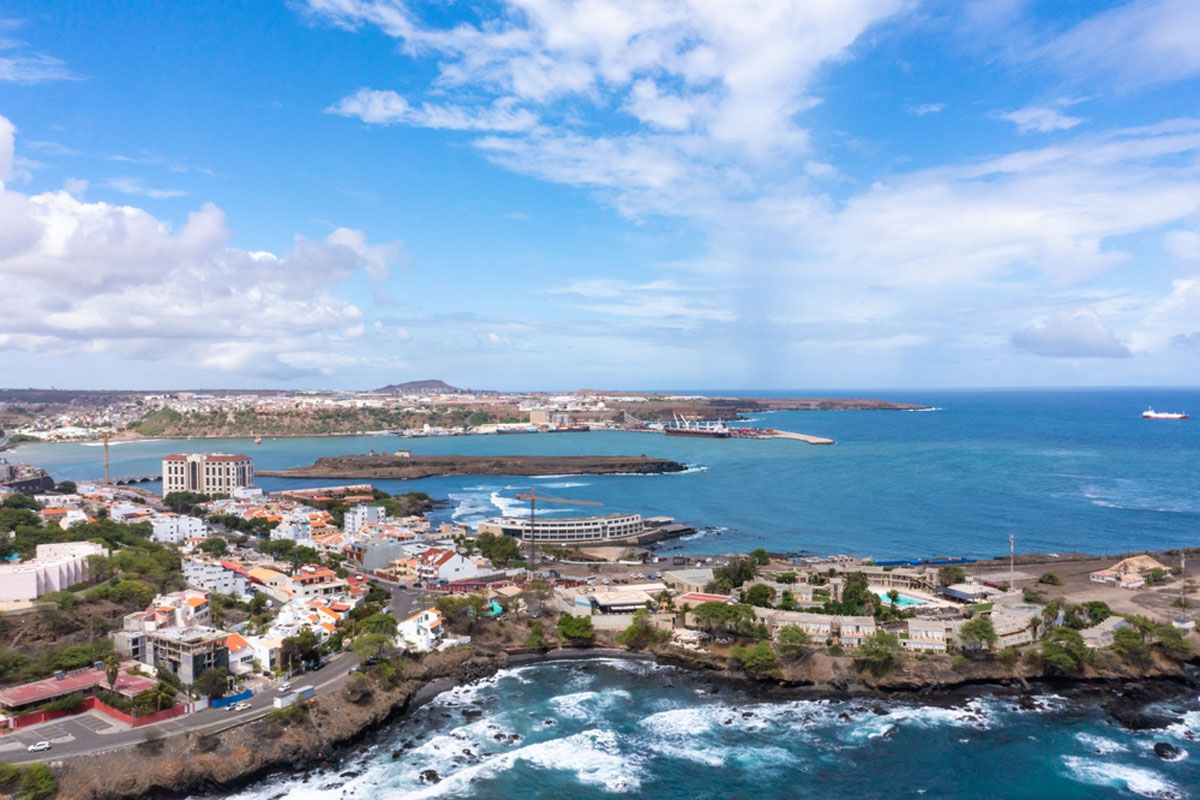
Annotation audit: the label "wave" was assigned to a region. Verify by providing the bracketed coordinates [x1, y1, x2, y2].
[1082, 481, 1200, 514]
[1060, 756, 1183, 799]
[538, 482, 591, 489]
[1075, 732, 1128, 754]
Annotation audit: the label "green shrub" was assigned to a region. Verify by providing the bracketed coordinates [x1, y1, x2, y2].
[17, 763, 57, 800]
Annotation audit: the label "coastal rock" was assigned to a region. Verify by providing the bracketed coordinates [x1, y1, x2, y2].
[1102, 698, 1173, 731]
[419, 769, 441, 784]
[1154, 742, 1184, 761]
[258, 453, 688, 480]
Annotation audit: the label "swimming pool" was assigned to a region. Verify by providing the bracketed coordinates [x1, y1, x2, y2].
[872, 589, 924, 607]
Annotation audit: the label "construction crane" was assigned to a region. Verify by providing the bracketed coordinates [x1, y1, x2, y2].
[513, 489, 602, 569]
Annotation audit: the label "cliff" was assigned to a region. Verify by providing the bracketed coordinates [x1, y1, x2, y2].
[258, 453, 687, 480]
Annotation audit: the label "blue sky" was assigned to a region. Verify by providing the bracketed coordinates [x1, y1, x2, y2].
[2, 0, 1200, 390]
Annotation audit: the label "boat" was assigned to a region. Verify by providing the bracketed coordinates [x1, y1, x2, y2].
[253, 436, 262, 444]
[663, 414, 731, 438]
[1142, 408, 1189, 420]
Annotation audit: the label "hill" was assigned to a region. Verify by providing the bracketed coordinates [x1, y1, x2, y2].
[373, 379, 462, 394]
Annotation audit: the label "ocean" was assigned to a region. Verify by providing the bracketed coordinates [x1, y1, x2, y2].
[11, 388, 1200, 560]
[205, 658, 1200, 800]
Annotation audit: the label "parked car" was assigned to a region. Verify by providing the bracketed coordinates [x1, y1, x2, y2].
[234, 702, 251, 711]
[27, 741, 50, 752]
[278, 682, 292, 692]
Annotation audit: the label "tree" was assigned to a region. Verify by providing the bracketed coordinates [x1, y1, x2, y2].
[858, 632, 900, 675]
[195, 667, 229, 700]
[775, 571, 797, 584]
[1151, 623, 1193, 658]
[144, 680, 177, 712]
[1041, 627, 1088, 673]
[742, 583, 776, 608]
[959, 617, 998, 651]
[55, 481, 77, 494]
[17, 763, 57, 800]
[199, 537, 228, 557]
[1, 493, 39, 511]
[886, 589, 900, 609]
[748, 548, 770, 566]
[557, 613, 595, 644]
[1082, 601, 1111, 624]
[352, 633, 392, 661]
[692, 602, 754, 636]
[1039, 572, 1062, 586]
[104, 654, 120, 692]
[248, 593, 268, 614]
[938, 566, 966, 586]
[435, 595, 488, 634]
[1113, 626, 1149, 663]
[361, 612, 398, 638]
[281, 628, 321, 672]
[776, 625, 811, 659]
[732, 640, 779, 677]
[711, 556, 758, 591]
[618, 609, 666, 650]
[162, 491, 211, 513]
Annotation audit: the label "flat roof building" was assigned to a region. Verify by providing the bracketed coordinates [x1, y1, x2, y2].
[163, 453, 254, 495]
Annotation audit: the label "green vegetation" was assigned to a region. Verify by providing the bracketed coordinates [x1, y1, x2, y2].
[776, 625, 811, 659]
[198, 537, 228, 556]
[691, 601, 755, 636]
[195, 667, 229, 700]
[5, 433, 43, 446]
[858, 632, 901, 675]
[1113, 625, 1150, 663]
[556, 613, 596, 644]
[818, 573, 878, 617]
[434, 594, 488, 634]
[475, 531, 523, 567]
[706, 556, 758, 592]
[524, 621, 550, 649]
[135, 407, 183, 435]
[1041, 627, 1089, 673]
[938, 565, 966, 586]
[1038, 572, 1062, 586]
[618, 609, 668, 649]
[775, 571, 797, 584]
[741, 583, 776, 608]
[268, 705, 308, 726]
[55, 481, 77, 494]
[1145, 567, 1168, 586]
[748, 548, 770, 566]
[16, 762, 57, 800]
[959, 617, 998, 650]
[731, 640, 779, 677]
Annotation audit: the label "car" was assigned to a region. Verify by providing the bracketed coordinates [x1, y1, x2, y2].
[348, 667, 362, 675]
[27, 741, 50, 752]
[234, 702, 251, 711]
[530, 611, 543, 619]
[278, 682, 292, 692]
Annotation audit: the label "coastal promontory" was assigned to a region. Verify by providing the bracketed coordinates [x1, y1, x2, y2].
[257, 453, 687, 480]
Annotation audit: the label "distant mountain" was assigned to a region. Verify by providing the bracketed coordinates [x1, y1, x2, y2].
[373, 379, 462, 394]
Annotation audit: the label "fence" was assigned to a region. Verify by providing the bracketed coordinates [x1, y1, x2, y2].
[7, 696, 193, 730]
[209, 689, 252, 709]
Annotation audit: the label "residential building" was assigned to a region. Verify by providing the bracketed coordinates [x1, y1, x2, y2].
[991, 609, 1035, 648]
[901, 618, 949, 652]
[183, 558, 250, 597]
[289, 564, 348, 599]
[345, 504, 385, 535]
[0, 541, 107, 603]
[662, 568, 714, 594]
[750, 608, 835, 640]
[150, 513, 208, 545]
[225, 633, 257, 675]
[146, 626, 230, 684]
[416, 548, 479, 583]
[836, 615, 878, 646]
[162, 453, 254, 495]
[1081, 617, 1132, 649]
[397, 609, 445, 653]
[0, 664, 157, 717]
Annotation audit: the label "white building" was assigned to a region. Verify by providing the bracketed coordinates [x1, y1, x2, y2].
[397, 609, 444, 652]
[183, 558, 251, 597]
[415, 548, 479, 583]
[345, 505, 385, 535]
[162, 453, 254, 495]
[272, 519, 314, 545]
[150, 513, 208, 545]
[901, 618, 949, 652]
[836, 615, 878, 647]
[0, 541, 108, 603]
[476, 513, 646, 543]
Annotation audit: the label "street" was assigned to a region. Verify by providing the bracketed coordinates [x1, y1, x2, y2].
[1, 652, 360, 764]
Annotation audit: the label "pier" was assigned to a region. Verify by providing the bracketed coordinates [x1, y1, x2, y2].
[767, 430, 835, 445]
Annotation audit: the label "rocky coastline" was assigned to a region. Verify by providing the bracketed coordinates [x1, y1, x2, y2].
[51, 640, 1199, 800]
[257, 453, 687, 480]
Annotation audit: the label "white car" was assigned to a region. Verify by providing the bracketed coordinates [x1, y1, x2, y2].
[278, 682, 292, 692]
[27, 741, 51, 752]
[234, 702, 252, 711]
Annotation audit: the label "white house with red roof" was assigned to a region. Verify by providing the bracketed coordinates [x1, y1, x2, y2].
[415, 548, 479, 583]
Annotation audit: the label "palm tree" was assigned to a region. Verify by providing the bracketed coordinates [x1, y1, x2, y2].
[147, 681, 176, 712]
[104, 654, 120, 692]
[887, 589, 900, 610]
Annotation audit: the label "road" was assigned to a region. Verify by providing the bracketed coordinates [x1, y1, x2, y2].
[1, 653, 360, 764]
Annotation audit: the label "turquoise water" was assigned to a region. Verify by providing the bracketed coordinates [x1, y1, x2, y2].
[872, 589, 923, 607]
[207, 658, 1200, 800]
[9, 388, 1200, 559]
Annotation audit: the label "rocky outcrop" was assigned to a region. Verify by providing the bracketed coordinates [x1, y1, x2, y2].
[258, 453, 687, 480]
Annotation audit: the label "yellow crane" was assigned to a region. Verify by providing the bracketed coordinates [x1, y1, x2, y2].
[513, 489, 602, 568]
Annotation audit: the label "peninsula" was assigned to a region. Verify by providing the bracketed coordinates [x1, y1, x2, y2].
[257, 453, 688, 480]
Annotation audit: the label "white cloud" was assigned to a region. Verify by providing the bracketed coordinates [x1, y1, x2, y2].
[104, 177, 191, 199]
[1011, 309, 1131, 358]
[327, 89, 539, 132]
[907, 103, 945, 116]
[1164, 229, 1200, 261]
[0, 115, 12, 183]
[0, 114, 403, 379]
[0, 19, 77, 84]
[996, 106, 1084, 134]
[1043, 0, 1200, 88]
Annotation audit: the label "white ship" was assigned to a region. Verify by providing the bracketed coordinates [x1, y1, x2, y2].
[1142, 407, 1189, 420]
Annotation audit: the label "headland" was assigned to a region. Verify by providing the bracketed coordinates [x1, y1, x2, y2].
[257, 453, 688, 480]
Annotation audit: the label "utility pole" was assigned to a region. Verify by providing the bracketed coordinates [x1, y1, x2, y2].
[1009, 532, 1014, 590]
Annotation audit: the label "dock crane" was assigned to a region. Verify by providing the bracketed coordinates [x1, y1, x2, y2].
[513, 489, 602, 569]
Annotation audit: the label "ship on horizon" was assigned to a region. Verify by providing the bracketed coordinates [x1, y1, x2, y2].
[1142, 407, 1189, 420]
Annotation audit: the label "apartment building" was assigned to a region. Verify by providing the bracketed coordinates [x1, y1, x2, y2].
[162, 453, 254, 495]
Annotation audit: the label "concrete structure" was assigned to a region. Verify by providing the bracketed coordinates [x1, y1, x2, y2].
[901, 618, 950, 652]
[477, 513, 646, 543]
[225, 633, 257, 675]
[150, 513, 208, 545]
[0, 665, 157, 716]
[581, 583, 668, 615]
[415, 548, 479, 583]
[397, 609, 445, 653]
[0, 541, 107, 603]
[162, 453, 254, 495]
[836, 615, 877, 646]
[990, 609, 1035, 648]
[146, 625, 230, 684]
[750, 608, 835, 640]
[289, 564, 347, 599]
[663, 568, 714, 594]
[183, 558, 250, 597]
[1081, 617, 1132, 649]
[344, 505, 385, 535]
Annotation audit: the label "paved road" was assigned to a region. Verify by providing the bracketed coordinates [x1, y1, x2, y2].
[3, 653, 360, 764]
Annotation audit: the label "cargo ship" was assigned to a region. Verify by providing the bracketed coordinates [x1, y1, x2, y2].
[663, 414, 731, 438]
[1142, 407, 1189, 420]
